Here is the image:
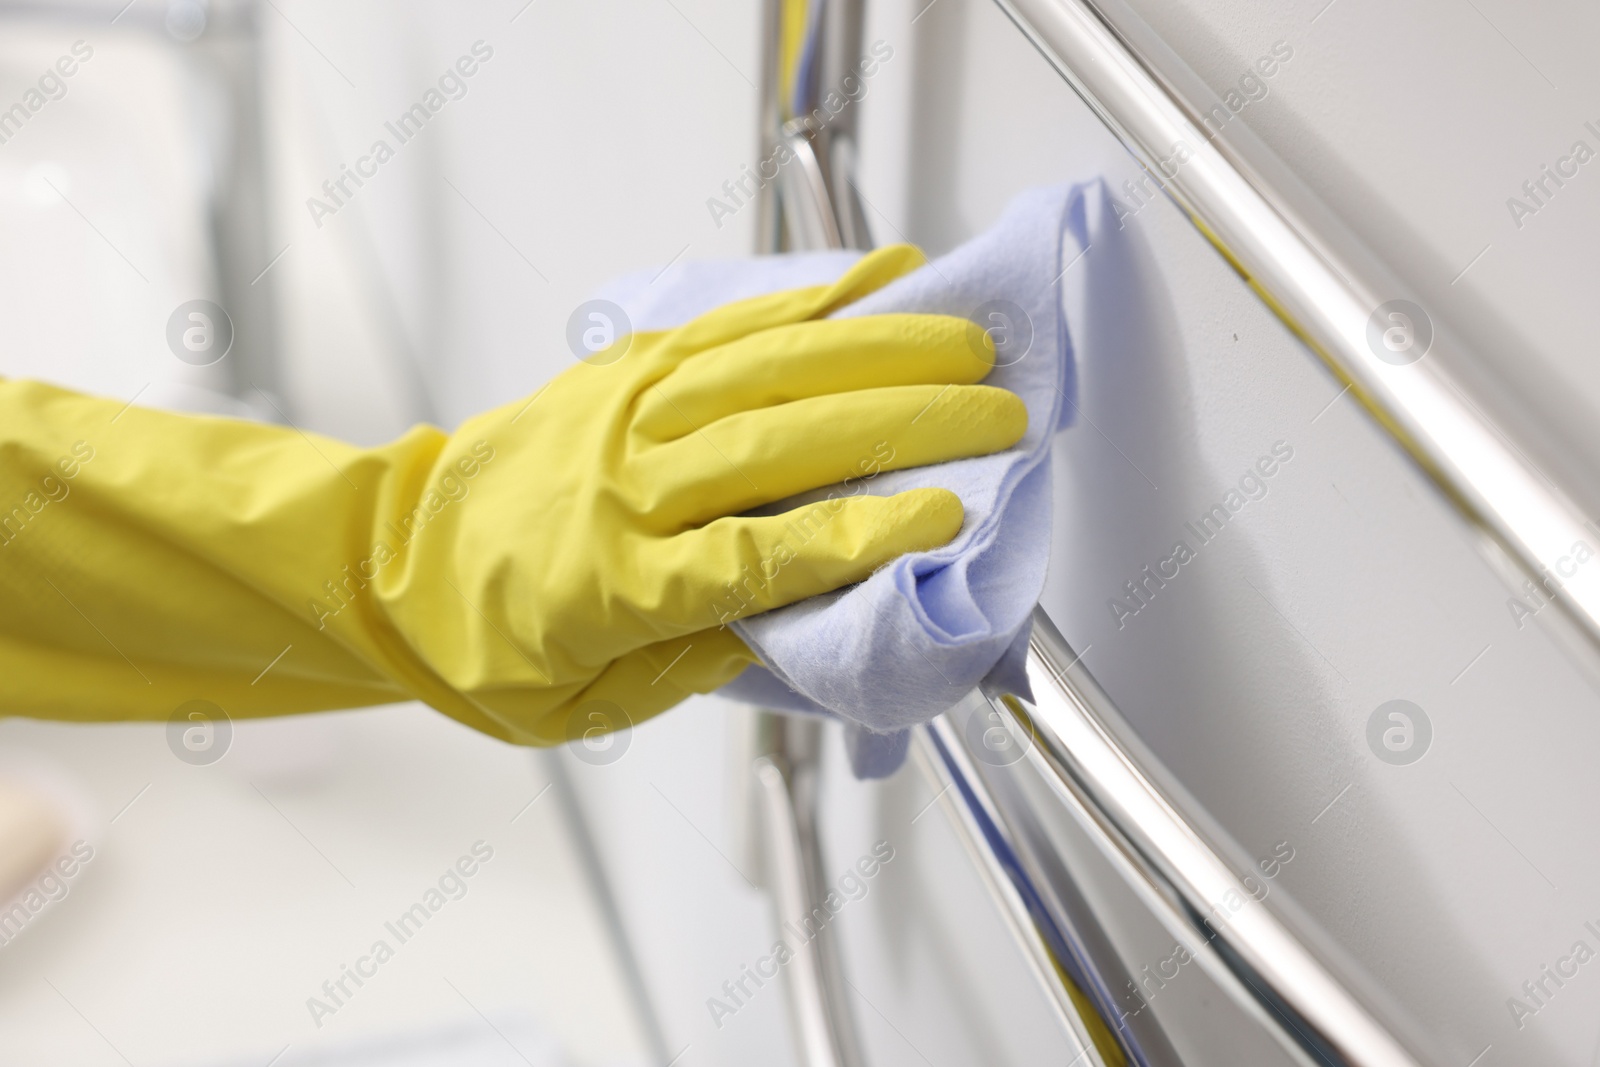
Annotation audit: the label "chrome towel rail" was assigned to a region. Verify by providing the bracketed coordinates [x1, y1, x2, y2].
[996, 0, 1600, 673]
[995, 608, 1429, 1066]
[914, 717, 1123, 1067]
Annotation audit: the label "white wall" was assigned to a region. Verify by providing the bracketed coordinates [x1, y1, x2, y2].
[263, 0, 768, 440]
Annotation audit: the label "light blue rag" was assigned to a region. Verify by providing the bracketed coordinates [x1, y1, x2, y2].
[594, 183, 1102, 776]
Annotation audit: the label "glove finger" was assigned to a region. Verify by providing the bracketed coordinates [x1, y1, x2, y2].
[658, 487, 967, 633]
[636, 383, 1025, 526]
[636, 314, 993, 438]
[654, 245, 927, 362]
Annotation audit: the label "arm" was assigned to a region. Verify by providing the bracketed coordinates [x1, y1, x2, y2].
[0, 246, 1025, 745]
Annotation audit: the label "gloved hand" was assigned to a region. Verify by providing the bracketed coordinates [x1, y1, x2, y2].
[0, 245, 1025, 744]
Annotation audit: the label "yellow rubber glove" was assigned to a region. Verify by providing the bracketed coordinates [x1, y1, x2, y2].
[0, 245, 1025, 745]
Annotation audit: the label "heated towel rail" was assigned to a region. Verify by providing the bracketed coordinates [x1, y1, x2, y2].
[740, 0, 1582, 1062]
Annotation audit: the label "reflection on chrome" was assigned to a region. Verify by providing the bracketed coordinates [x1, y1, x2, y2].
[1002, 607, 1429, 1067]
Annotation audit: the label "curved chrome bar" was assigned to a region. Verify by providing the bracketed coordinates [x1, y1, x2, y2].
[996, 0, 1600, 667]
[913, 719, 1122, 1067]
[1004, 608, 1429, 1067]
[754, 752, 867, 1067]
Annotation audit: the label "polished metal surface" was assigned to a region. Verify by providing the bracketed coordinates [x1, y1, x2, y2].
[994, 0, 1600, 678]
[771, 0, 872, 252]
[913, 720, 1117, 1067]
[755, 748, 867, 1067]
[778, 128, 848, 252]
[997, 608, 1428, 1066]
[753, 1, 1458, 1059]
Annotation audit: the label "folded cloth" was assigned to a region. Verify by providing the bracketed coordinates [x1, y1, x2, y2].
[593, 182, 1101, 776]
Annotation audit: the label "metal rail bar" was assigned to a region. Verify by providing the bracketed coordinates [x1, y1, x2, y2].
[754, 751, 867, 1067]
[914, 719, 1120, 1067]
[996, 0, 1600, 671]
[747, 5, 874, 1065]
[763, 2, 1461, 1063]
[998, 609, 1428, 1066]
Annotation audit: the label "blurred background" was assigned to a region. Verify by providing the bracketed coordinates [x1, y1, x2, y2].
[0, 1, 774, 1063]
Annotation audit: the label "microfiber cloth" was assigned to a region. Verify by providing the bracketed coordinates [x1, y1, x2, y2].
[593, 182, 1104, 776]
